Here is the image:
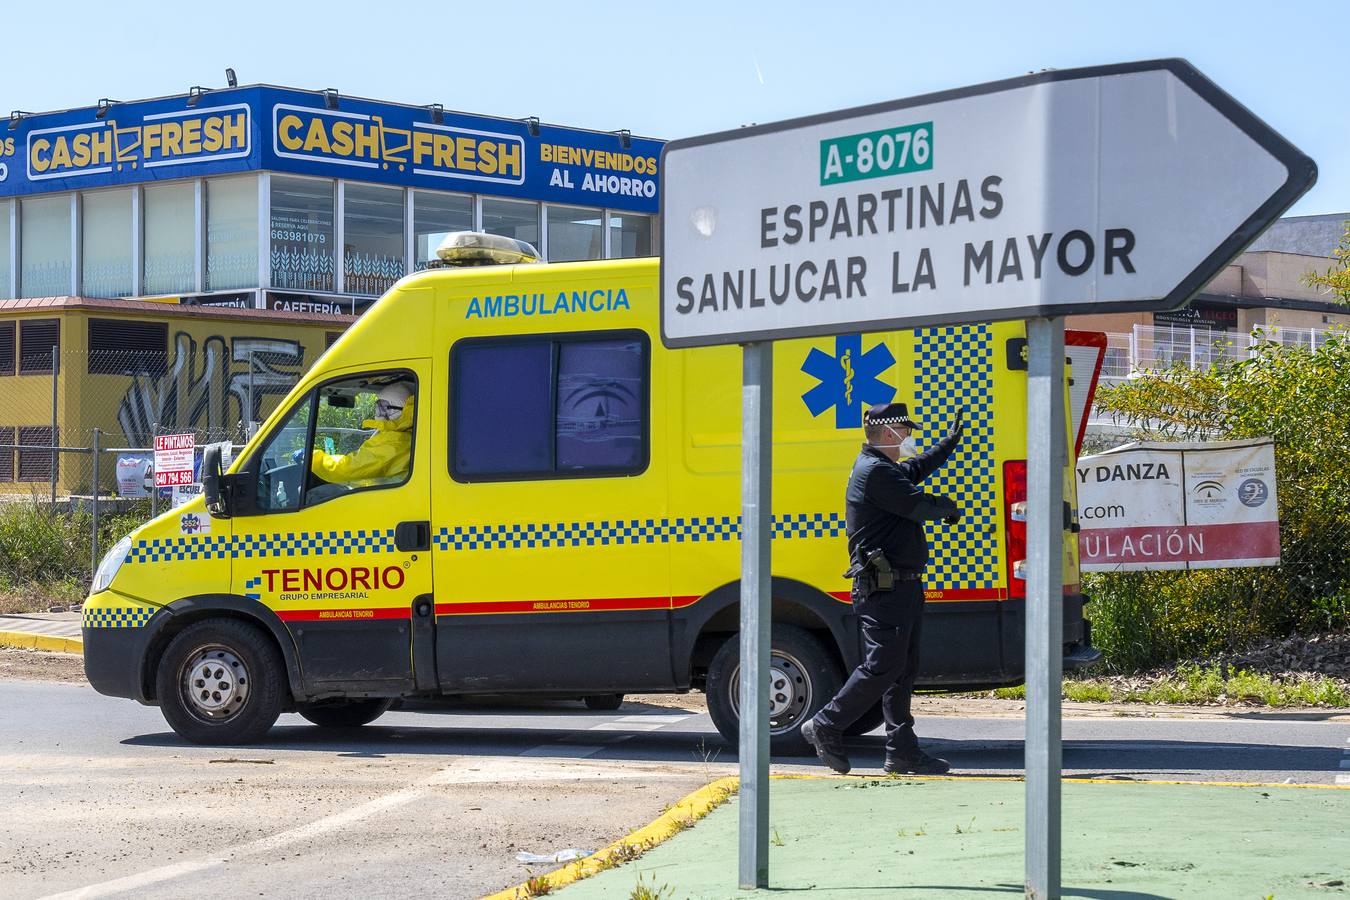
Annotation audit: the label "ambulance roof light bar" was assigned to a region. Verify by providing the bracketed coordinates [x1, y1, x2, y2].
[431, 231, 543, 267]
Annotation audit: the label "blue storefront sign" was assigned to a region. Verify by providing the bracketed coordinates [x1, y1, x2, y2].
[0, 87, 662, 213]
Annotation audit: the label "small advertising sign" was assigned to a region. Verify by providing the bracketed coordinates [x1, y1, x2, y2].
[115, 452, 154, 498]
[153, 433, 196, 488]
[1077, 438, 1280, 571]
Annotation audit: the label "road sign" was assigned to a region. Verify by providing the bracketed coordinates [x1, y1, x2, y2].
[153, 433, 195, 489]
[659, 59, 1315, 349]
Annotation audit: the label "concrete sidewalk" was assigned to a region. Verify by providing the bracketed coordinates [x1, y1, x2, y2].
[0, 612, 82, 653]
[552, 775, 1349, 899]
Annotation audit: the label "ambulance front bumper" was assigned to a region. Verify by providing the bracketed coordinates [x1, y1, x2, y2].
[82, 591, 164, 704]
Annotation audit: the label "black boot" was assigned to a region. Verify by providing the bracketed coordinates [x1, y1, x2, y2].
[802, 718, 851, 774]
[884, 749, 950, 775]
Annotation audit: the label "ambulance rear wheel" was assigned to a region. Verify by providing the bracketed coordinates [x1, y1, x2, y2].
[297, 698, 393, 728]
[156, 619, 286, 745]
[584, 694, 624, 711]
[706, 624, 842, 756]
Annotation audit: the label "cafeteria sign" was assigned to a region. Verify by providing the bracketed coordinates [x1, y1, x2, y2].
[1077, 438, 1280, 571]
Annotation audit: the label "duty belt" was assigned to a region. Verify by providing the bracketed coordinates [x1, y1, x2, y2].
[852, 570, 922, 590]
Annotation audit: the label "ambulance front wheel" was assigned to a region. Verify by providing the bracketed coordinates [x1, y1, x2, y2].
[297, 698, 393, 728]
[705, 624, 843, 756]
[156, 619, 286, 745]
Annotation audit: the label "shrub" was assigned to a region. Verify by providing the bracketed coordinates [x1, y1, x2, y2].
[0, 499, 150, 598]
[1086, 330, 1350, 670]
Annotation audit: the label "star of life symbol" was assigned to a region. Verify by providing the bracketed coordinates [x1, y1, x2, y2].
[801, 335, 897, 429]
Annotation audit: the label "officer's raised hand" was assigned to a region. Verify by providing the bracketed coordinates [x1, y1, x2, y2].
[948, 407, 965, 442]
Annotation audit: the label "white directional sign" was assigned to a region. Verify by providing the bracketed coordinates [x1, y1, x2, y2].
[659, 59, 1315, 348]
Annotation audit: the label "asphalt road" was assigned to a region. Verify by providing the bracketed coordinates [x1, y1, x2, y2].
[3, 679, 1348, 899]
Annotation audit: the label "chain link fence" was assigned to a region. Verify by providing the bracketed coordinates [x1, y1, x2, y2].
[0, 346, 284, 600]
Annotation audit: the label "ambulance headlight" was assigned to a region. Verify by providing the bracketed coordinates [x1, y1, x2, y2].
[92, 535, 132, 595]
[432, 231, 542, 267]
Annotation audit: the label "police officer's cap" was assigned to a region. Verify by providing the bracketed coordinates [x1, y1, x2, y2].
[864, 402, 920, 430]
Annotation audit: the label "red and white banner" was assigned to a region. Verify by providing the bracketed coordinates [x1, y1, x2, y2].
[1077, 439, 1280, 572]
[153, 433, 195, 489]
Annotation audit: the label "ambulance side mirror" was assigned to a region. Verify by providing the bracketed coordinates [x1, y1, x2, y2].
[203, 445, 231, 519]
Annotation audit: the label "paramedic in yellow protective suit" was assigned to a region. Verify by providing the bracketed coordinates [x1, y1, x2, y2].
[310, 382, 415, 485]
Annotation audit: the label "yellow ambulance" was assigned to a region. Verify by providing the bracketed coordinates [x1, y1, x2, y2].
[83, 233, 1103, 749]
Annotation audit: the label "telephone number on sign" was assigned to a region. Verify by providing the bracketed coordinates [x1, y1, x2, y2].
[271, 230, 328, 244]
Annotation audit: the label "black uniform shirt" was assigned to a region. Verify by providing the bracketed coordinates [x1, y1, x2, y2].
[844, 433, 960, 574]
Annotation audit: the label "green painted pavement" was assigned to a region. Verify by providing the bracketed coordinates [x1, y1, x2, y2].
[554, 777, 1348, 899]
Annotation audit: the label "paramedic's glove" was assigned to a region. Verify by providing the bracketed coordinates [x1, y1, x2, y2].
[290, 448, 305, 465]
[943, 508, 963, 525]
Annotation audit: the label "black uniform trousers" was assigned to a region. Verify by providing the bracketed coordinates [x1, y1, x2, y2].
[814, 579, 925, 758]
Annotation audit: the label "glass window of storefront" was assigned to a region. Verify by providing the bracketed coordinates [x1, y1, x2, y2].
[143, 181, 197, 295]
[343, 183, 404, 296]
[0, 201, 11, 299]
[271, 176, 334, 292]
[81, 189, 133, 298]
[206, 176, 259, 291]
[20, 195, 72, 297]
[413, 191, 472, 271]
[609, 213, 653, 258]
[482, 198, 540, 251]
[546, 205, 603, 263]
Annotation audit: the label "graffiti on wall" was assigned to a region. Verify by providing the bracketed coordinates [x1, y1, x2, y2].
[117, 332, 307, 445]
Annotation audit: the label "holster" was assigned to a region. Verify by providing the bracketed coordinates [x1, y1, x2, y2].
[843, 549, 895, 596]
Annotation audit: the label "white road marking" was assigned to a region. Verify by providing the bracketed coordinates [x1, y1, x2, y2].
[36, 756, 664, 899]
[589, 722, 670, 732]
[520, 744, 608, 758]
[517, 712, 693, 758]
[1337, 774, 1350, 785]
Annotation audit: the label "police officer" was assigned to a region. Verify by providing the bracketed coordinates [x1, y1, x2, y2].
[802, 401, 963, 775]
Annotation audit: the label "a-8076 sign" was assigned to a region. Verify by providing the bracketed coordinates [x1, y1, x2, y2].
[658, 59, 1315, 349]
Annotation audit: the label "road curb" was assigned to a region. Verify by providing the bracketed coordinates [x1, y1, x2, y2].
[0, 630, 83, 654]
[480, 775, 740, 900]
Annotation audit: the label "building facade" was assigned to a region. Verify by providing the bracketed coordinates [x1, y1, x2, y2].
[0, 85, 663, 315]
[1070, 213, 1350, 377]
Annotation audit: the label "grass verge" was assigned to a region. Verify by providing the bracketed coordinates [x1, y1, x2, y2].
[970, 663, 1350, 707]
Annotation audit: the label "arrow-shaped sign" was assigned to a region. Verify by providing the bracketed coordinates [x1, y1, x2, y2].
[659, 59, 1316, 348]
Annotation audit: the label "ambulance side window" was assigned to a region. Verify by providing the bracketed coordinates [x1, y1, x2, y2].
[254, 397, 313, 513]
[451, 332, 648, 481]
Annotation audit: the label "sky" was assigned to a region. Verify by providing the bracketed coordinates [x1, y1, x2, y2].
[0, 0, 1343, 216]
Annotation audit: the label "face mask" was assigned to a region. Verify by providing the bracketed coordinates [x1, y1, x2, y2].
[875, 427, 917, 457]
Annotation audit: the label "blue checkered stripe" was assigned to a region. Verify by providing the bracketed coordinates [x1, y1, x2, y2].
[914, 324, 999, 590]
[434, 513, 845, 552]
[126, 529, 397, 564]
[84, 606, 155, 628]
[127, 535, 232, 563]
[243, 576, 262, 601]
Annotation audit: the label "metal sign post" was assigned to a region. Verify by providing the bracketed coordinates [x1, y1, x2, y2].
[1025, 317, 1066, 899]
[658, 59, 1314, 895]
[738, 341, 772, 889]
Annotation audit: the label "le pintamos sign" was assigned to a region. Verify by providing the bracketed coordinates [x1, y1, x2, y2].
[153, 433, 196, 488]
[1077, 439, 1280, 571]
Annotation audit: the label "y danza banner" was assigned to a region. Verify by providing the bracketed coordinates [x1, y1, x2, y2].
[1077, 438, 1279, 571]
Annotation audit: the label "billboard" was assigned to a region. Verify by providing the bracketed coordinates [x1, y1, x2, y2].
[1077, 438, 1280, 571]
[0, 87, 662, 213]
